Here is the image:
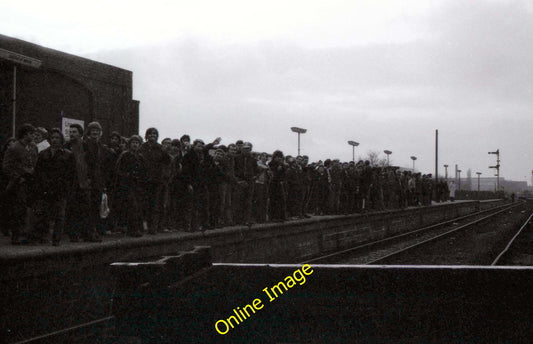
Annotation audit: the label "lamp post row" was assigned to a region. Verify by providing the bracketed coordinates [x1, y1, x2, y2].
[292, 129, 491, 191]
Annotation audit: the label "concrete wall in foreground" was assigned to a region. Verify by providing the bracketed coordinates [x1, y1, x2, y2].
[113, 264, 533, 343]
[0, 200, 505, 343]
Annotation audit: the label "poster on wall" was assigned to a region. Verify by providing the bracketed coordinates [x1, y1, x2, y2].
[61, 117, 85, 141]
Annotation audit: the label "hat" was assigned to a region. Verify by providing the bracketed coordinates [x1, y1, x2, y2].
[87, 121, 102, 132]
[86, 122, 102, 139]
[110, 131, 121, 139]
[129, 135, 143, 143]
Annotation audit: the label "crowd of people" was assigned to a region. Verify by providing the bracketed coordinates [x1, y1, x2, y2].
[0, 122, 451, 246]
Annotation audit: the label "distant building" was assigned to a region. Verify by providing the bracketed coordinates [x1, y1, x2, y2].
[461, 176, 528, 193]
[0, 34, 139, 146]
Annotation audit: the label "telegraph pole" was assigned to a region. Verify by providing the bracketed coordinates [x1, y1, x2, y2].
[435, 129, 438, 182]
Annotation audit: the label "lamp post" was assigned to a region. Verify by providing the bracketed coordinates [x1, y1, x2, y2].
[444, 164, 449, 180]
[410, 156, 417, 172]
[347, 141, 359, 162]
[383, 150, 392, 166]
[457, 169, 462, 190]
[290, 127, 307, 156]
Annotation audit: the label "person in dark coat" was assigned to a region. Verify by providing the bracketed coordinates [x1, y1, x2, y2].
[115, 135, 146, 237]
[65, 124, 93, 241]
[312, 164, 330, 215]
[208, 148, 229, 228]
[84, 121, 111, 239]
[253, 152, 270, 223]
[268, 150, 287, 222]
[286, 156, 304, 218]
[359, 161, 372, 212]
[2, 124, 38, 244]
[33, 128, 76, 245]
[138, 127, 171, 234]
[181, 139, 212, 231]
[299, 155, 313, 217]
[164, 139, 184, 231]
[105, 131, 123, 233]
[328, 160, 343, 214]
[224, 144, 238, 226]
[233, 142, 258, 225]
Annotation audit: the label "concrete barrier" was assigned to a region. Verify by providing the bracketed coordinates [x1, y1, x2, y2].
[113, 263, 533, 343]
[0, 199, 506, 343]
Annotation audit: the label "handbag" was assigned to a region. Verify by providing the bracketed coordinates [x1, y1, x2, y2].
[100, 192, 111, 219]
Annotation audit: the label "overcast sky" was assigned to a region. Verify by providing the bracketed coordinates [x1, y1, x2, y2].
[2, 0, 533, 184]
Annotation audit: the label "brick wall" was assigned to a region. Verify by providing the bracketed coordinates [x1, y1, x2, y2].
[0, 34, 139, 145]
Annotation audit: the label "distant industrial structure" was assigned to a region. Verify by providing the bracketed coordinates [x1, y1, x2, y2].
[460, 177, 528, 194]
[0, 34, 139, 146]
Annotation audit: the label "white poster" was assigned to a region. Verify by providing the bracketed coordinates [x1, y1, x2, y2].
[61, 117, 85, 141]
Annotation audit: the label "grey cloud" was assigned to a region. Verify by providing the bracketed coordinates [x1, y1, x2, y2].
[88, 0, 533, 181]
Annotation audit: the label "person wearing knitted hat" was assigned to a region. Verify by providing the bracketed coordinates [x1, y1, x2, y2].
[138, 127, 171, 234]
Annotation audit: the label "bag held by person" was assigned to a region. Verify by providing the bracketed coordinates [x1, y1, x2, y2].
[100, 192, 111, 219]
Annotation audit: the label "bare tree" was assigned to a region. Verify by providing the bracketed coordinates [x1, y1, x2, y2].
[358, 150, 388, 167]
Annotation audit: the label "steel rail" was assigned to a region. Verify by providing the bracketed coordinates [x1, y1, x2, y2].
[491, 212, 533, 266]
[302, 202, 517, 265]
[367, 203, 522, 265]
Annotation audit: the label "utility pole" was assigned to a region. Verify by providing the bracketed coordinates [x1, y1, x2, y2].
[435, 129, 438, 182]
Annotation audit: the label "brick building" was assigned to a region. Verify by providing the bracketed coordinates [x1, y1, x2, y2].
[0, 34, 139, 146]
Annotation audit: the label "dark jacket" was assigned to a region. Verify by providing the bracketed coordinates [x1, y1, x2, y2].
[116, 150, 147, 187]
[269, 160, 286, 184]
[34, 147, 76, 200]
[85, 138, 110, 191]
[2, 140, 38, 183]
[138, 142, 171, 184]
[234, 153, 258, 181]
[65, 138, 110, 191]
[182, 150, 214, 187]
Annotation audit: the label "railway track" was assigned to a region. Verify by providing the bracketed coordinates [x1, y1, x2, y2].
[302, 201, 524, 265]
[491, 211, 533, 266]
